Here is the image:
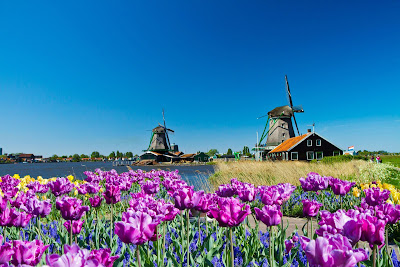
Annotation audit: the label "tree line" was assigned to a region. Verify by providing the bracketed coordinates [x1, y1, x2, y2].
[206, 146, 253, 158]
[49, 151, 137, 162]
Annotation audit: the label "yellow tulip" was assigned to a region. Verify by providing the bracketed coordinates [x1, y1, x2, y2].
[352, 187, 360, 197]
[13, 174, 20, 179]
[74, 189, 78, 196]
[67, 175, 74, 182]
[42, 195, 47, 200]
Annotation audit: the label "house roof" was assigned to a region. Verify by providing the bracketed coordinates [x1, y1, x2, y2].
[269, 133, 311, 153]
[180, 153, 196, 158]
[18, 154, 34, 158]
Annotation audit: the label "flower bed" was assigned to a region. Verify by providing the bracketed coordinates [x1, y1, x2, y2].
[0, 170, 399, 266]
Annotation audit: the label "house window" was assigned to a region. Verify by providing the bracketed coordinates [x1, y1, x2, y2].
[306, 151, 314, 160]
[316, 139, 321, 146]
[307, 140, 312, 146]
[333, 151, 341, 156]
[282, 153, 285, 160]
[282, 133, 285, 138]
[316, 151, 323, 160]
[291, 152, 298, 160]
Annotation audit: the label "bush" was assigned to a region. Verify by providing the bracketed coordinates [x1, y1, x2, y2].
[312, 155, 368, 164]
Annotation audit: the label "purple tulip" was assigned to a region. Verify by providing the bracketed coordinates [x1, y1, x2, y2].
[172, 186, 204, 210]
[285, 239, 294, 253]
[48, 178, 74, 197]
[9, 208, 33, 228]
[359, 213, 386, 248]
[56, 196, 90, 221]
[258, 186, 283, 206]
[195, 193, 217, 213]
[46, 244, 118, 266]
[103, 184, 121, 204]
[26, 181, 49, 194]
[208, 197, 251, 227]
[20, 197, 52, 218]
[11, 239, 49, 266]
[2, 187, 18, 199]
[300, 234, 368, 267]
[329, 178, 355, 196]
[302, 199, 323, 217]
[158, 203, 180, 222]
[77, 183, 101, 195]
[87, 248, 119, 267]
[299, 172, 329, 192]
[63, 220, 84, 235]
[275, 183, 296, 203]
[254, 205, 282, 226]
[237, 183, 257, 202]
[215, 184, 235, 197]
[375, 203, 400, 224]
[141, 180, 160, 195]
[114, 210, 159, 245]
[364, 187, 391, 206]
[0, 236, 13, 264]
[89, 195, 103, 208]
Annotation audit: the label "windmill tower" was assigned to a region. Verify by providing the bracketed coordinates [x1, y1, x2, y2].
[254, 76, 304, 159]
[147, 110, 174, 152]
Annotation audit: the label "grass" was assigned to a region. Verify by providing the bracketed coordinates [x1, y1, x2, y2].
[208, 160, 400, 189]
[381, 155, 400, 167]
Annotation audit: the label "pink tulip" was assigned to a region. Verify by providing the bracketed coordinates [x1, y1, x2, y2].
[254, 205, 282, 226]
[11, 240, 49, 266]
[302, 199, 323, 217]
[329, 178, 355, 196]
[208, 197, 251, 227]
[63, 220, 84, 235]
[173, 186, 204, 210]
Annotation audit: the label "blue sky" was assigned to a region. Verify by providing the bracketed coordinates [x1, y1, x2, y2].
[0, 0, 399, 156]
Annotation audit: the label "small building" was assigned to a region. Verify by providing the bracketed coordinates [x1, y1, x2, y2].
[194, 152, 210, 162]
[17, 154, 35, 162]
[180, 153, 196, 162]
[140, 151, 165, 162]
[268, 130, 342, 161]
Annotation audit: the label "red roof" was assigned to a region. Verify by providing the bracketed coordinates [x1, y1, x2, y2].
[269, 133, 311, 153]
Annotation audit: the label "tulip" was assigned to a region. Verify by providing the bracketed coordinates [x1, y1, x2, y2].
[56, 196, 89, 221]
[173, 186, 204, 210]
[63, 220, 84, 235]
[114, 210, 159, 245]
[103, 184, 121, 205]
[0, 236, 13, 264]
[302, 199, 323, 217]
[195, 193, 217, 213]
[208, 197, 251, 227]
[237, 183, 257, 202]
[48, 178, 74, 197]
[141, 180, 160, 195]
[285, 239, 294, 253]
[254, 205, 282, 227]
[77, 183, 101, 195]
[20, 197, 52, 218]
[258, 186, 283, 206]
[87, 248, 119, 267]
[9, 208, 33, 228]
[26, 181, 49, 194]
[275, 183, 296, 203]
[359, 213, 386, 248]
[158, 203, 180, 222]
[215, 184, 235, 197]
[329, 178, 355, 196]
[300, 234, 368, 267]
[375, 203, 400, 224]
[299, 172, 329, 192]
[89, 195, 103, 208]
[11, 239, 49, 266]
[364, 187, 391, 206]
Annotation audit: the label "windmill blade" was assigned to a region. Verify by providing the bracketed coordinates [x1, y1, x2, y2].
[292, 105, 304, 113]
[162, 109, 172, 149]
[285, 75, 294, 108]
[292, 112, 301, 136]
[257, 114, 269, 120]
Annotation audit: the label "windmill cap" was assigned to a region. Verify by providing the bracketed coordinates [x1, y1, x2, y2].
[268, 105, 293, 118]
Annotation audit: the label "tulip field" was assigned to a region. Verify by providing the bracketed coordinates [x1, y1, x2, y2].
[0, 170, 400, 266]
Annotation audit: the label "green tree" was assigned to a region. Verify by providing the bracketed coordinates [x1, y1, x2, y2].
[116, 150, 123, 158]
[206, 149, 219, 157]
[243, 146, 250, 155]
[109, 151, 116, 158]
[227, 148, 233, 155]
[50, 154, 58, 161]
[125, 152, 133, 158]
[80, 154, 89, 159]
[91, 151, 100, 158]
[72, 154, 81, 162]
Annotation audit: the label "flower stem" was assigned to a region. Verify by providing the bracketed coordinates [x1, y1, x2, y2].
[162, 223, 166, 264]
[70, 220, 73, 245]
[230, 227, 234, 267]
[310, 217, 313, 238]
[136, 245, 141, 267]
[110, 203, 113, 247]
[373, 244, 377, 267]
[186, 210, 190, 267]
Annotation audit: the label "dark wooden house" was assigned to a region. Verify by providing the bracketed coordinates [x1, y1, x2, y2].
[268, 130, 342, 161]
[194, 152, 210, 162]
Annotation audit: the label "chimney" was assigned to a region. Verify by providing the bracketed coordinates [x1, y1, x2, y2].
[307, 129, 312, 133]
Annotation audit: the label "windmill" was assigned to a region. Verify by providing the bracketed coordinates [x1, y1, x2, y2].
[253, 75, 304, 160]
[147, 109, 174, 152]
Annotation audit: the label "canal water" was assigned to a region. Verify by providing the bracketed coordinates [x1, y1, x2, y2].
[0, 162, 214, 191]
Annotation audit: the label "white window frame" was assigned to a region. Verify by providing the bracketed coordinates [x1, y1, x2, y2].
[307, 140, 312, 146]
[291, 152, 298, 160]
[306, 151, 314, 160]
[282, 153, 285, 160]
[316, 139, 321, 146]
[316, 151, 323, 160]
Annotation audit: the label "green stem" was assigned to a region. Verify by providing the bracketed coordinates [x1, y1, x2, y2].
[186, 210, 190, 267]
[70, 220, 73, 245]
[310, 217, 313, 238]
[198, 215, 201, 247]
[205, 216, 208, 236]
[37, 217, 41, 240]
[230, 227, 234, 267]
[373, 244, 377, 267]
[340, 195, 343, 210]
[110, 203, 113, 247]
[269, 226, 273, 267]
[162, 223, 166, 264]
[136, 245, 141, 267]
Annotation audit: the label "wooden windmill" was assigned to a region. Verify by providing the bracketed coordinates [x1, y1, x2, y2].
[147, 110, 174, 152]
[254, 76, 304, 159]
